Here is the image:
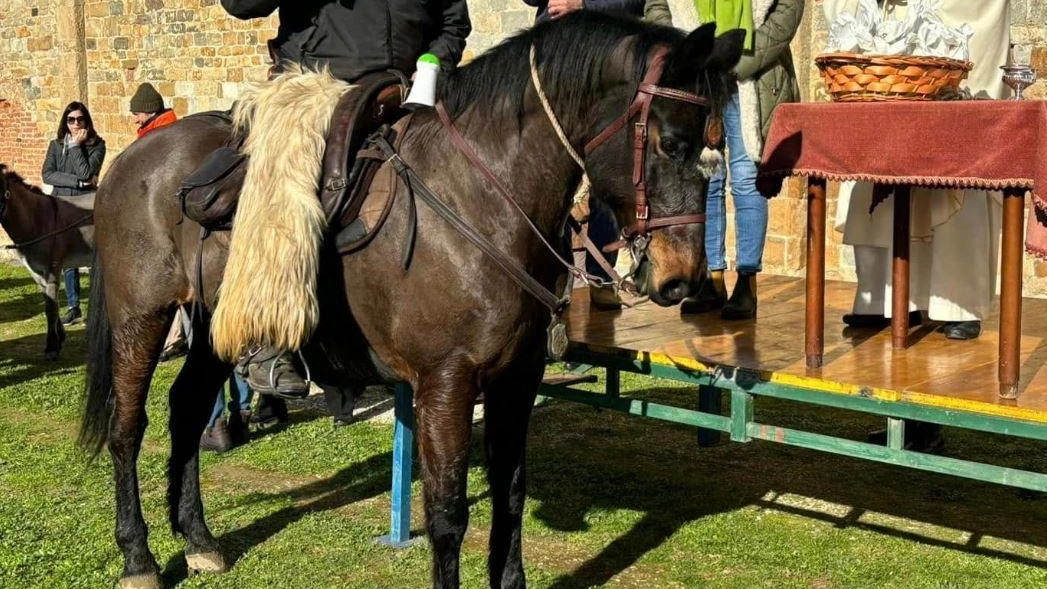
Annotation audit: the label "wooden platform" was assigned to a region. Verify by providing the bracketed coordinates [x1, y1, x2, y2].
[565, 275, 1047, 424]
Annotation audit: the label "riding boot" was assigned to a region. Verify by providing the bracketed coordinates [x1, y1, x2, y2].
[721, 271, 757, 320]
[681, 270, 726, 315]
[240, 346, 309, 399]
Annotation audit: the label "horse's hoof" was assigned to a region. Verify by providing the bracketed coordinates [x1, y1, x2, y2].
[186, 551, 228, 574]
[44, 350, 59, 361]
[120, 573, 163, 589]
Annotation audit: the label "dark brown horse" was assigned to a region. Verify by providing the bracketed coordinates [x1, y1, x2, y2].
[0, 165, 94, 359]
[80, 14, 743, 589]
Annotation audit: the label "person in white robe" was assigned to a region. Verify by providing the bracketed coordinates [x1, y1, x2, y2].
[826, 0, 1010, 341]
[824, 0, 1010, 452]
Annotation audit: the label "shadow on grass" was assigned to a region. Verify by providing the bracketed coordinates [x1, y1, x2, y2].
[0, 272, 88, 327]
[162, 450, 395, 586]
[0, 330, 88, 390]
[0, 274, 36, 291]
[524, 393, 1047, 589]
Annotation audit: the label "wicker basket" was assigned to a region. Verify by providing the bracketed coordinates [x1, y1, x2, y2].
[815, 52, 973, 102]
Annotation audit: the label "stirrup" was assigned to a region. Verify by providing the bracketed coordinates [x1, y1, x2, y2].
[267, 350, 313, 395]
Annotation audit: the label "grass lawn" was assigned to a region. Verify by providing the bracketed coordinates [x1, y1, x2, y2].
[2, 261, 1047, 588]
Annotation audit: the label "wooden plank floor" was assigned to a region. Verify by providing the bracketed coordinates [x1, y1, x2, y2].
[565, 274, 1047, 423]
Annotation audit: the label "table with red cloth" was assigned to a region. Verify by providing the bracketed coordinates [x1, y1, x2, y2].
[758, 100, 1047, 398]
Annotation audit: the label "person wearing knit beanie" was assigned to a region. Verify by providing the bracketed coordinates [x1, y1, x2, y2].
[130, 82, 178, 138]
[130, 83, 164, 115]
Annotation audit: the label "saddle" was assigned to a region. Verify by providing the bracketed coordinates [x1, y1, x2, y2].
[180, 71, 409, 234]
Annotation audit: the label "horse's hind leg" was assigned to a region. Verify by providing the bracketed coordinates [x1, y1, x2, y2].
[416, 358, 480, 589]
[42, 273, 65, 359]
[484, 354, 543, 589]
[166, 324, 231, 573]
[109, 310, 174, 589]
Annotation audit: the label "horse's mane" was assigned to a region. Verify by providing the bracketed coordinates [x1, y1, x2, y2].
[0, 164, 48, 196]
[440, 12, 684, 124]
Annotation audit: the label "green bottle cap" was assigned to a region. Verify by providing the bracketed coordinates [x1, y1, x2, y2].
[418, 53, 441, 66]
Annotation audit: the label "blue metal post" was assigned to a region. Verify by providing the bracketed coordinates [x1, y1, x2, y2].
[377, 382, 420, 547]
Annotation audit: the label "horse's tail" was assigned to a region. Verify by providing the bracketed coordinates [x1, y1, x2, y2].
[210, 65, 352, 361]
[79, 258, 113, 458]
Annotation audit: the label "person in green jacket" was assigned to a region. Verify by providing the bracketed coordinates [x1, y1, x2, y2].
[647, 0, 803, 320]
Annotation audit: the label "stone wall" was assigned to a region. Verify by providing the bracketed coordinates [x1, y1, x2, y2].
[2, 0, 1047, 289]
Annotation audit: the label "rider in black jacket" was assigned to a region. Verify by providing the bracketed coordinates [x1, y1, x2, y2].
[221, 0, 471, 80]
[215, 0, 471, 409]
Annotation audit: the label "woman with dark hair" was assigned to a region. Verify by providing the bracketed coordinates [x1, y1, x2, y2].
[42, 100, 106, 325]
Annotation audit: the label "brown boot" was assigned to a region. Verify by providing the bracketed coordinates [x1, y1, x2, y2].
[721, 271, 757, 320]
[681, 270, 727, 314]
[200, 416, 233, 453]
[589, 285, 623, 310]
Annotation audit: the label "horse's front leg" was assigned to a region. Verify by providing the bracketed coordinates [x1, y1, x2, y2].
[109, 312, 170, 589]
[167, 325, 231, 574]
[416, 358, 480, 589]
[484, 353, 544, 589]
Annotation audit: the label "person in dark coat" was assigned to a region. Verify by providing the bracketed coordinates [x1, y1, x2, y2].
[41, 100, 106, 325]
[220, 0, 471, 80]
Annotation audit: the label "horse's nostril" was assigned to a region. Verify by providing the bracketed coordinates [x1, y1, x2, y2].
[658, 279, 691, 303]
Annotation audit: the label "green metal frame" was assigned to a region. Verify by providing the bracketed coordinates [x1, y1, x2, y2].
[537, 347, 1047, 492]
[382, 347, 1047, 545]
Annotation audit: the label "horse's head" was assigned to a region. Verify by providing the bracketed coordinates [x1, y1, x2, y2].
[584, 23, 744, 306]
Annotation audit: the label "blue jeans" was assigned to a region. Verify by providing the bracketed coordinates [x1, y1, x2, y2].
[208, 373, 253, 428]
[63, 268, 80, 309]
[705, 92, 767, 273]
[585, 198, 619, 280]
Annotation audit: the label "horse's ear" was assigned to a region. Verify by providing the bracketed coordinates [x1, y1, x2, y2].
[703, 28, 746, 73]
[661, 23, 717, 86]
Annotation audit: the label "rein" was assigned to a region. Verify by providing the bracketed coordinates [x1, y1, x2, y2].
[370, 43, 716, 357]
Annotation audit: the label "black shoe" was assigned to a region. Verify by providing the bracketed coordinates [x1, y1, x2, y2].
[200, 417, 234, 453]
[721, 272, 757, 320]
[242, 347, 309, 399]
[250, 396, 289, 431]
[868, 422, 945, 454]
[843, 310, 923, 328]
[681, 270, 726, 315]
[942, 321, 981, 340]
[61, 307, 82, 326]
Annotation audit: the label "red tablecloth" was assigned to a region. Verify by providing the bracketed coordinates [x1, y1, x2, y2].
[758, 101, 1047, 255]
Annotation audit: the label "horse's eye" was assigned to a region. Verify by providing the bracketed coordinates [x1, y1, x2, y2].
[660, 136, 686, 157]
